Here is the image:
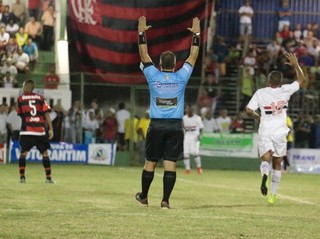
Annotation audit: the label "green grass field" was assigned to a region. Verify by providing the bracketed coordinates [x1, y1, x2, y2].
[0, 164, 319, 239]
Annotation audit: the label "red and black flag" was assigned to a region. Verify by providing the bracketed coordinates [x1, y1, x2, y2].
[68, 0, 210, 83]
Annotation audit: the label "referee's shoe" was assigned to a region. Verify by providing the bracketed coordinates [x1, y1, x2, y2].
[135, 192, 148, 207]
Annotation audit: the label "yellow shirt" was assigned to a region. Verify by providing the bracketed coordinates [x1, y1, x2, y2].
[16, 32, 28, 47]
[287, 116, 293, 142]
[137, 117, 150, 139]
[124, 118, 139, 142]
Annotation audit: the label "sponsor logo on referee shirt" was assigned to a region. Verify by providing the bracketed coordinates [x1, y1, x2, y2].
[155, 82, 179, 88]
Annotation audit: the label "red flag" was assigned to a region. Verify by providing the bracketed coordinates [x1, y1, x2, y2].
[68, 0, 209, 83]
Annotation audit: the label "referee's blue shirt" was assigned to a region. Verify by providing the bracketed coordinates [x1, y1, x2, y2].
[142, 62, 193, 119]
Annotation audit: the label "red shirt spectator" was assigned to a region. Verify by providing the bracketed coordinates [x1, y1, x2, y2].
[44, 68, 59, 89]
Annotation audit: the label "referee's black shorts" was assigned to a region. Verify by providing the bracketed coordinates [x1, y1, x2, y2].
[19, 135, 51, 154]
[145, 119, 184, 162]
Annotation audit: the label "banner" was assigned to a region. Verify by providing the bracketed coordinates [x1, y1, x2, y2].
[68, 0, 209, 83]
[200, 133, 258, 158]
[0, 143, 6, 164]
[10, 141, 88, 163]
[88, 143, 117, 165]
[288, 148, 320, 174]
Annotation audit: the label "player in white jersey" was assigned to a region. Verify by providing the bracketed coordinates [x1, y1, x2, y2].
[246, 53, 305, 204]
[183, 105, 204, 174]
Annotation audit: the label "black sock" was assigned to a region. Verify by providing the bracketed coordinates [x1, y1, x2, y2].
[42, 157, 51, 179]
[141, 170, 154, 199]
[19, 157, 26, 178]
[162, 171, 176, 203]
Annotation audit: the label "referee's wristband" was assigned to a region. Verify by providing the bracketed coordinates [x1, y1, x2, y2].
[138, 32, 147, 45]
[192, 33, 200, 46]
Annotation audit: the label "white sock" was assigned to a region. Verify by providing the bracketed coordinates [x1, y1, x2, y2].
[271, 169, 282, 195]
[260, 161, 270, 176]
[184, 158, 191, 170]
[194, 156, 201, 168]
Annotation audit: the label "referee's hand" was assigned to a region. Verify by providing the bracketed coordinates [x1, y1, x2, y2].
[187, 17, 200, 34]
[138, 16, 151, 33]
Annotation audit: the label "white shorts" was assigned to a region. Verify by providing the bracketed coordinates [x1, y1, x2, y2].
[184, 136, 200, 157]
[258, 134, 287, 158]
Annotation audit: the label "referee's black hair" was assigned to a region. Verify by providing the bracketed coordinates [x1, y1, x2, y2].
[159, 51, 176, 70]
[267, 71, 283, 86]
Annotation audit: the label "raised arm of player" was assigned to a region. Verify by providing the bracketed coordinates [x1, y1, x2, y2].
[186, 17, 201, 67]
[138, 16, 152, 63]
[285, 53, 305, 86]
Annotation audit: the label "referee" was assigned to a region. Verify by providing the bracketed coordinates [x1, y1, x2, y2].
[135, 16, 200, 209]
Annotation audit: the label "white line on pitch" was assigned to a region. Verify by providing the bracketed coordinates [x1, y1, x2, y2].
[119, 167, 317, 206]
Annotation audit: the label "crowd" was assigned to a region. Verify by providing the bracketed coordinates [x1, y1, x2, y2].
[0, 0, 56, 88]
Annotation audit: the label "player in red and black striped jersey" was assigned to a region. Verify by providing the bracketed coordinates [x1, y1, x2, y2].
[17, 79, 55, 183]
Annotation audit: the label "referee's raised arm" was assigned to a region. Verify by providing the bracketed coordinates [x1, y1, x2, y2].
[138, 16, 152, 63]
[185, 17, 201, 67]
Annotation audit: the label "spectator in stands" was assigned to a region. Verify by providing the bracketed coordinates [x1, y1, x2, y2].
[293, 23, 303, 42]
[282, 115, 293, 171]
[5, 19, 19, 37]
[1, 57, 17, 77]
[212, 36, 229, 76]
[65, 100, 82, 143]
[202, 107, 218, 133]
[277, 0, 292, 32]
[256, 50, 271, 73]
[86, 99, 104, 143]
[12, 47, 29, 73]
[49, 102, 67, 142]
[294, 115, 312, 148]
[41, 4, 55, 50]
[23, 38, 38, 68]
[5, 37, 18, 57]
[24, 16, 42, 46]
[1, 71, 17, 88]
[43, 64, 59, 89]
[137, 109, 150, 163]
[216, 109, 232, 133]
[124, 115, 139, 151]
[0, 103, 8, 145]
[303, 30, 317, 49]
[255, 69, 267, 90]
[28, 0, 41, 20]
[15, 27, 28, 48]
[241, 66, 254, 110]
[307, 39, 320, 65]
[279, 24, 292, 42]
[1, 5, 16, 25]
[298, 47, 314, 69]
[101, 107, 118, 144]
[203, 54, 218, 84]
[0, 0, 4, 13]
[42, 0, 54, 12]
[238, 0, 254, 47]
[309, 115, 320, 148]
[311, 22, 320, 39]
[83, 111, 99, 144]
[116, 102, 130, 151]
[226, 44, 241, 66]
[11, 0, 26, 24]
[266, 38, 281, 69]
[6, 102, 21, 142]
[243, 49, 256, 76]
[302, 23, 312, 40]
[0, 26, 10, 50]
[230, 113, 245, 133]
